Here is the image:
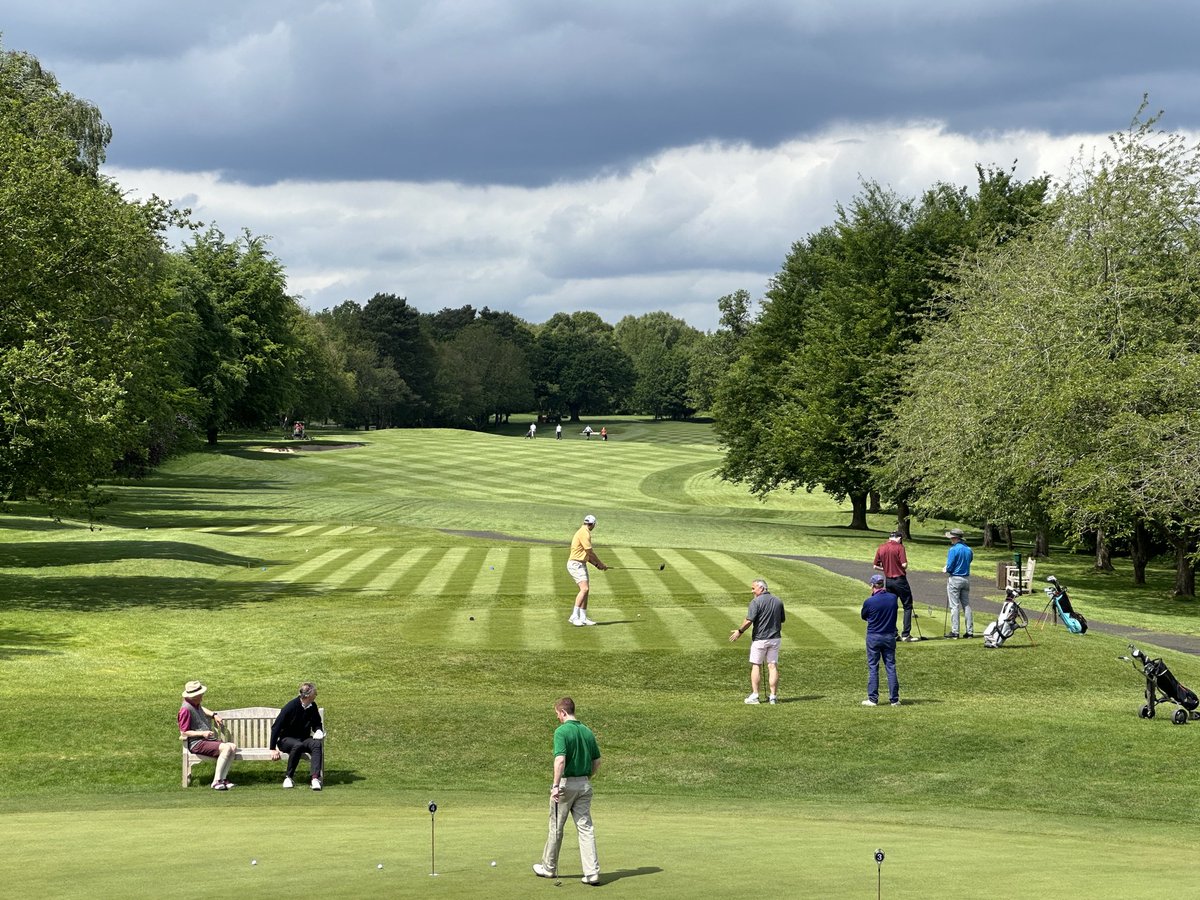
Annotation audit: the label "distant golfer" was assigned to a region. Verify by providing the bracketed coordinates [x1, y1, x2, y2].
[874, 530, 916, 641]
[943, 528, 974, 638]
[729, 579, 785, 704]
[527, 422, 537, 439]
[861, 574, 900, 706]
[556, 423, 563, 440]
[269, 681, 325, 790]
[178, 680, 237, 790]
[533, 697, 602, 886]
[567, 514, 607, 626]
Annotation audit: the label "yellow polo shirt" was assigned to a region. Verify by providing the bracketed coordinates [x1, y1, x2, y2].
[570, 524, 593, 562]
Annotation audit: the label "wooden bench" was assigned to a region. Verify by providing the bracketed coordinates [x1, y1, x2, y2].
[181, 705, 325, 787]
[1005, 557, 1037, 595]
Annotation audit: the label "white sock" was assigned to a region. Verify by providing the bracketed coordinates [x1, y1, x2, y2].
[571, 608, 581, 621]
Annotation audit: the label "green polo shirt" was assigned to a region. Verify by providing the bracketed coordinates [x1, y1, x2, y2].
[553, 718, 601, 777]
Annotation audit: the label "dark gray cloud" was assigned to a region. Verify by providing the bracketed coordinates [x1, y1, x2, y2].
[6, 1, 1199, 187]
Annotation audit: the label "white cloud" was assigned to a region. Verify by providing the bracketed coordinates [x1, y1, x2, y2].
[110, 122, 1149, 331]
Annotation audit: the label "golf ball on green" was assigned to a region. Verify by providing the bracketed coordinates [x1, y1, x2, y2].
[491, 861, 497, 867]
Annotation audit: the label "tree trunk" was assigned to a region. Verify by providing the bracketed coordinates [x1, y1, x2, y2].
[1003, 524, 1014, 551]
[869, 491, 881, 514]
[1174, 548, 1196, 597]
[1034, 528, 1050, 558]
[1093, 528, 1115, 572]
[848, 492, 869, 530]
[206, 427, 219, 446]
[1131, 519, 1149, 586]
[982, 521, 1000, 549]
[896, 497, 912, 540]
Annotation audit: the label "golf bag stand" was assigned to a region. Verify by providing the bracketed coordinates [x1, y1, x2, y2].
[1039, 576, 1087, 634]
[983, 589, 1032, 648]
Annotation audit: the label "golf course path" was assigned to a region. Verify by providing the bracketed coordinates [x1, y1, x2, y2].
[785, 555, 1200, 658]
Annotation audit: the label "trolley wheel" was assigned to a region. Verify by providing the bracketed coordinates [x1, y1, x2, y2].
[1139, 705, 1153, 719]
[1172, 708, 1189, 725]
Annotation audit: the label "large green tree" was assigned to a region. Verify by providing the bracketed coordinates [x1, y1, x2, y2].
[173, 228, 304, 443]
[1, 46, 185, 510]
[532, 312, 634, 421]
[889, 108, 1200, 593]
[716, 170, 1048, 528]
[614, 311, 703, 419]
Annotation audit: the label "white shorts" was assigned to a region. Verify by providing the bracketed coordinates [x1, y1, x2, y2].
[567, 560, 589, 584]
[749, 638, 781, 665]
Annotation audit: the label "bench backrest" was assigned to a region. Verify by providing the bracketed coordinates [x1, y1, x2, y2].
[212, 706, 326, 750]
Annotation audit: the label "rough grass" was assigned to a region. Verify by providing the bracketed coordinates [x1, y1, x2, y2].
[1, 420, 1199, 897]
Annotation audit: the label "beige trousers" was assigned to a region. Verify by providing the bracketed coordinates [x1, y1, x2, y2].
[541, 776, 598, 877]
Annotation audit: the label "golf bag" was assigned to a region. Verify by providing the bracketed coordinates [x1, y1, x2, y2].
[1044, 576, 1087, 634]
[983, 589, 1030, 648]
[1123, 644, 1200, 725]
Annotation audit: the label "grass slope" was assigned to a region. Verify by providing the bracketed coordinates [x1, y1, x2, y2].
[2, 421, 1199, 897]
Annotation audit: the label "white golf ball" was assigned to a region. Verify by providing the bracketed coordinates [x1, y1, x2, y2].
[491, 861, 497, 867]
[251, 860, 257, 866]
[377, 863, 384, 869]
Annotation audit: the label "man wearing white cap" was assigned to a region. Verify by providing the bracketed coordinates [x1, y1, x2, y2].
[178, 680, 237, 790]
[567, 515, 608, 626]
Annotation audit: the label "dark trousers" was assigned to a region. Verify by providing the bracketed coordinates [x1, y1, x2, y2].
[866, 634, 899, 704]
[278, 736, 324, 779]
[886, 575, 914, 637]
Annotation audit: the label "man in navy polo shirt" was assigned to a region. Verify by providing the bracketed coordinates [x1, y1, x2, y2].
[861, 574, 900, 707]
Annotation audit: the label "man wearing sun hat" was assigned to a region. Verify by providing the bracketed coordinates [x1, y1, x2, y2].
[860, 574, 900, 707]
[178, 680, 238, 790]
[567, 514, 608, 626]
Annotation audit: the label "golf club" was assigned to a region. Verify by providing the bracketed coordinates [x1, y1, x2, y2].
[615, 563, 666, 571]
[911, 606, 924, 640]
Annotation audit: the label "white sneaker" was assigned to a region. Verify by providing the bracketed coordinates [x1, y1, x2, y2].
[533, 863, 555, 878]
[862, 699, 877, 706]
[582, 617, 597, 626]
[744, 694, 760, 704]
[768, 695, 777, 705]
[311, 778, 322, 791]
[572, 617, 586, 626]
[282, 776, 294, 789]
[581, 873, 600, 885]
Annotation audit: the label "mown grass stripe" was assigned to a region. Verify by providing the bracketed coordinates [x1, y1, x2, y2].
[625, 606, 680, 651]
[291, 524, 325, 536]
[800, 606, 859, 647]
[443, 548, 490, 597]
[409, 547, 469, 595]
[255, 548, 352, 584]
[319, 547, 392, 588]
[496, 546, 529, 600]
[526, 546, 559, 602]
[659, 549, 729, 600]
[362, 547, 433, 593]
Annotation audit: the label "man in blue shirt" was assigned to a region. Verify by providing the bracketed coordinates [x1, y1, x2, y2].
[943, 528, 974, 638]
[861, 574, 900, 706]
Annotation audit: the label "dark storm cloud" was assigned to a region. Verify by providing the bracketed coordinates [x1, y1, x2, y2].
[6, 0, 1199, 187]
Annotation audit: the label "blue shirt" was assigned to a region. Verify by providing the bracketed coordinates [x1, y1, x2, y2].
[861, 589, 899, 637]
[945, 542, 973, 576]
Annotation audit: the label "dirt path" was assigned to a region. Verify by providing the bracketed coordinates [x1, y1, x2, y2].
[781, 555, 1200, 657]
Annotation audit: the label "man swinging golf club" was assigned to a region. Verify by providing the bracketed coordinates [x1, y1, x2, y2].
[567, 515, 608, 626]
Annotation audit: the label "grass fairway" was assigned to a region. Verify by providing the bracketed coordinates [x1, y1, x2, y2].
[2, 421, 1200, 897]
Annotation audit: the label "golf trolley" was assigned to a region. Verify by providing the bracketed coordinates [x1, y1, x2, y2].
[1120, 644, 1200, 725]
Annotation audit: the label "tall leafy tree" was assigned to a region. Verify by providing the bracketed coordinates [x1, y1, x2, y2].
[1, 46, 184, 511]
[614, 311, 703, 419]
[174, 228, 304, 442]
[532, 312, 634, 420]
[890, 106, 1200, 593]
[360, 293, 435, 425]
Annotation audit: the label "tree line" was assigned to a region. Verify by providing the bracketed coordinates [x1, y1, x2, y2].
[714, 101, 1200, 595]
[0, 45, 731, 516]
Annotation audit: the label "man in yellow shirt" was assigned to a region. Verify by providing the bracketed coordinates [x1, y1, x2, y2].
[567, 514, 608, 626]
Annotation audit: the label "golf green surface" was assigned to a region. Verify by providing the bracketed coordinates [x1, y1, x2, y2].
[2, 422, 1199, 897]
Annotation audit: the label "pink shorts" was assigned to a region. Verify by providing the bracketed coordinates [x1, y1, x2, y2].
[749, 638, 781, 665]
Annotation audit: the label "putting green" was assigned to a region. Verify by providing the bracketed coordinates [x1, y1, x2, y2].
[2, 794, 1193, 898]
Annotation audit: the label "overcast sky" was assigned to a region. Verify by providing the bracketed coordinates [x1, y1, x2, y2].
[6, 1, 1200, 330]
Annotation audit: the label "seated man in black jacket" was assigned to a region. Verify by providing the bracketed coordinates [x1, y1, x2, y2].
[270, 681, 325, 790]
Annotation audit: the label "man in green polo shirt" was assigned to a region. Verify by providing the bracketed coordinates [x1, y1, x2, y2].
[532, 697, 602, 886]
